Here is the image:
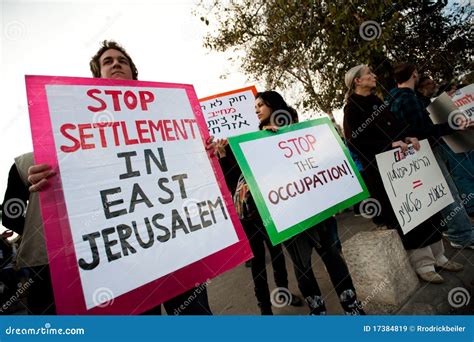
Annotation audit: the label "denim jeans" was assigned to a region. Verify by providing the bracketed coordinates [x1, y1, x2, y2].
[433, 145, 474, 246]
[439, 145, 474, 215]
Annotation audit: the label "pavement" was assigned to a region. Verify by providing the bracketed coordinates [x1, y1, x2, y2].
[206, 210, 474, 315]
[2, 210, 473, 315]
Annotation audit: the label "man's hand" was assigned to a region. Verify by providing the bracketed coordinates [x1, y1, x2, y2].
[392, 140, 409, 152]
[404, 137, 420, 151]
[27, 163, 56, 192]
[467, 117, 474, 130]
[451, 112, 473, 130]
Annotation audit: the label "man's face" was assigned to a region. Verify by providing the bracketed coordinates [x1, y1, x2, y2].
[419, 78, 437, 97]
[99, 49, 133, 80]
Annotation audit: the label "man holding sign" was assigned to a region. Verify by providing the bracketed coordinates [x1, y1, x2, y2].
[17, 41, 251, 314]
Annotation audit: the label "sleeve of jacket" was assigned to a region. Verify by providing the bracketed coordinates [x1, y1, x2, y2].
[393, 94, 453, 140]
[343, 104, 389, 162]
[2, 164, 29, 235]
[217, 144, 242, 195]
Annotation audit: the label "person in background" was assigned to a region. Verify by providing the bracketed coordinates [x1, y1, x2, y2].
[415, 75, 437, 108]
[417, 78, 474, 218]
[344, 64, 463, 284]
[0, 230, 18, 311]
[2, 152, 55, 314]
[388, 62, 474, 250]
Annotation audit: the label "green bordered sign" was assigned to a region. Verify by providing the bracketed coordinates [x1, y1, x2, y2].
[228, 117, 369, 245]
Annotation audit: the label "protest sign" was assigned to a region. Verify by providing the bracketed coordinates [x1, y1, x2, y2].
[452, 84, 474, 115]
[427, 84, 474, 153]
[199, 86, 259, 139]
[228, 118, 369, 245]
[25, 75, 252, 314]
[375, 139, 454, 234]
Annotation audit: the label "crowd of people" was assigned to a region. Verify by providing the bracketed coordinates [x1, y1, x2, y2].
[1, 41, 472, 316]
[343, 63, 471, 284]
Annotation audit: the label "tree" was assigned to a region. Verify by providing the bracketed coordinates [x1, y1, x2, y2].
[196, 0, 473, 117]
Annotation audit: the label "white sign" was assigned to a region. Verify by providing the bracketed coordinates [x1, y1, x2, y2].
[428, 84, 474, 153]
[375, 139, 454, 234]
[452, 84, 474, 118]
[46, 84, 239, 310]
[200, 86, 260, 139]
[233, 120, 367, 243]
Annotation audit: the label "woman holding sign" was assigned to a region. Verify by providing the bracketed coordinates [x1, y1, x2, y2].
[212, 91, 365, 315]
[343, 64, 463, 284]
[212, 99, 303, 314]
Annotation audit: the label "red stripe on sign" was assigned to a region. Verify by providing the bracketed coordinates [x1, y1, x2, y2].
[412, 180, 423, 189]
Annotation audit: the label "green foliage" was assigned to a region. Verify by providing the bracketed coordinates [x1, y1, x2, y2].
[196, 0, 473, 112]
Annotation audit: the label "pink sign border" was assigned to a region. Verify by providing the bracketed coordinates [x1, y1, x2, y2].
[25, 75, 252, 315]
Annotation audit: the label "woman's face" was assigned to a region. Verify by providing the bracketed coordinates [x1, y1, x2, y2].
[355, 66, 377, 90]
[255, 97, 272, 123]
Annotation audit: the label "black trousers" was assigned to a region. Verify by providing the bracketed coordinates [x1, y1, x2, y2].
[242, 219, 289, 308]
[142, 286, 212, 315]
[0, 268, 20, 311]
[283, 217, 355, 300]
[26, 265, 211, 315]
[27, 265, 56, 315]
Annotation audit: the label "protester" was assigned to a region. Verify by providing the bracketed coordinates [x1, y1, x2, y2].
[0, 230, 17, 310]
[210, 92, 303, 315]
[387, 62, 474, 250]
[417, 78, 474, 217]
[436, 82, 458, 97]
[4, 40, 212, 315]
[2, 153, 55, 314]
[415, 75, 437, 108]
[211, 91, 365, 315]
[343, 64, 463, 284]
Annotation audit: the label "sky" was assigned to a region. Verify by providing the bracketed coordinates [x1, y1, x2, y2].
[0, 0, 342, 202]
[0, 0, 260, 199]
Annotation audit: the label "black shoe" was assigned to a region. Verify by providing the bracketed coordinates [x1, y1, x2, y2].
[306, 295, 327, 315]
[259, 305, 273, 315]
[244, 260, 252, 268]
[340, 289, 365, 315]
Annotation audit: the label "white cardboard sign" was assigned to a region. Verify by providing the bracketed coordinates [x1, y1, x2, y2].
[199, 86, 259, 139]
[375, 140, 454, 234]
